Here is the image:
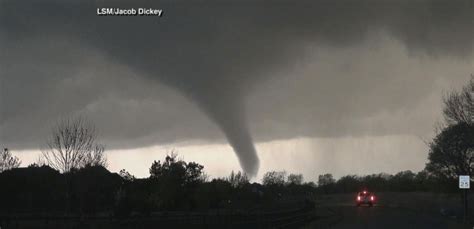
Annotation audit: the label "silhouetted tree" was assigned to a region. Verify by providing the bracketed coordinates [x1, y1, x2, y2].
[318, 173, 335, 186]
[304, 181, 317, 188]
[443, 75, 473, 126]
[287, 173, 304, 185]
[66, 165, 122, 214]
[227, 171, 249, 188]
[414, 170, 437, 191]
[317, 173, 336, 193]
[336, 175, 360, 192]
[148, 153, 205, 210]
[149, 153, 205, 184]
[194, 178, 234, 210]
[426, 122, 474, 180]
[119, 169, 135, 181]
[150, 153, 183, 178]
[41, 117, 107, 173]
[0, 148, 20, 172]
[361, 173, 391, 192]
[262, 171, 287, 186]
[0, 165, 65, 213]
[186, 162, 206, 184]
[391, 170, 416, 191]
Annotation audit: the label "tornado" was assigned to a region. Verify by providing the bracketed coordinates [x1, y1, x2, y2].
[194, 94, 259, 177]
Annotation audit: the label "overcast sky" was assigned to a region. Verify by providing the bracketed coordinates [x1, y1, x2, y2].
[1, 0, 473, 179]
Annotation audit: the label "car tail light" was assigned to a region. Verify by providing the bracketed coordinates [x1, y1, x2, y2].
[357, 196, 361, 201]
[370, 196, 374, 201]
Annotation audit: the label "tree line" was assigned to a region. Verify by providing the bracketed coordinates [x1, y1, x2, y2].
[0, 76, 472, 216]
[316, 170, 455, 194]
[0, 155, 316, 216]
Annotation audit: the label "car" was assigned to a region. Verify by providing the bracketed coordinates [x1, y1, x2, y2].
[356, 190, 376, 207]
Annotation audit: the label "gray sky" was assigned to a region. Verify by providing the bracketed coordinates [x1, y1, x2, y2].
[1, 0, 473, 178]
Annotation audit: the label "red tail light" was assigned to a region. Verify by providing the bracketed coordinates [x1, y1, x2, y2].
[357, 196, 361, 201]
[370, 196, 374, 201]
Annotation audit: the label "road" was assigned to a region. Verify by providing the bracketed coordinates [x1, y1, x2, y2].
[326, 204, 467, 229]
[308, 193, 471, 229]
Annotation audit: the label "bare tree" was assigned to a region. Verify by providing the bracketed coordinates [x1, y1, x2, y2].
[0, 148, 21, 172]
[443, 75, 473, 126]
[41, 117, 107, 173]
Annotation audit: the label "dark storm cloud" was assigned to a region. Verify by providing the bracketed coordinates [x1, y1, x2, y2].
[0, 0, 473, 176]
